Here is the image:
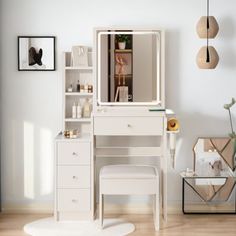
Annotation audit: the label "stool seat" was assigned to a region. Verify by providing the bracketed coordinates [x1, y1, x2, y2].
[100, 165, 158, 179]
[99, 164, 160, 231]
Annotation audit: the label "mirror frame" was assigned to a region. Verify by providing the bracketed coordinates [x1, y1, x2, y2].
[95, 28, 165, 107]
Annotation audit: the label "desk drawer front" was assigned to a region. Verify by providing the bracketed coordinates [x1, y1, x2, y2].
[57, 189, 90, 212]
[57, 166, 90, 188]
[94, 116, 163, 135]
[57, 142, 90, 165]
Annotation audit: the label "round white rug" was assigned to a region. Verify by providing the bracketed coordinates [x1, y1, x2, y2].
[24, 217, 135, 236]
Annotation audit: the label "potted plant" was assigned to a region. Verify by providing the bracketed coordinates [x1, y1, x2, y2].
[223, 98, 236, 170]
[224, 98, 236, 138]
[116, 34, 130, 50]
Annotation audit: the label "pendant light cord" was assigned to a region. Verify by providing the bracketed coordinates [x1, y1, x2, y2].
[206, 0, 210, 62]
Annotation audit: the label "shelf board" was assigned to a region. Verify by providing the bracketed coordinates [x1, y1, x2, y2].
[114, 74, 132, 78]
[114, 49, 132, 53]
[65, 92, 93, 96]
[65, 118, 91, 122]
[65, 66, 93, 70]
[56, 132, 91, 141]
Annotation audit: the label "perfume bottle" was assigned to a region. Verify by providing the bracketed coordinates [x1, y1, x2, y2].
[83, 98, 91, 118]
[76, 80, 80, 92]
[84, 84, 88, 93]
[80, 84, 84, 93]
[76, 102, 82, 118]
[72, 102, 76, 118]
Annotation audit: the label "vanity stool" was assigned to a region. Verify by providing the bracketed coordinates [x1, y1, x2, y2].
[99, 165, 160, 230]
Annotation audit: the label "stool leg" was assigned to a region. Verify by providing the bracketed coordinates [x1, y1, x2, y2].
[154, 193, 160, 231]
[99, 194, 104, 229]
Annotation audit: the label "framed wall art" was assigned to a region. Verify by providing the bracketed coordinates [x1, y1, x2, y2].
[18, 36, 56, 71]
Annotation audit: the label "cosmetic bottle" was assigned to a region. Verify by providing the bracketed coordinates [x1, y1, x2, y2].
[72, 102, 76, 118]
[67, 83, 73, 92]
[76, 80, 80, 92]
[80, 85, 84, 93]
[88, 85, 93, 93]
[77, 102, 82, 118]
[84, 84, 88, 93]
[83, 98, 91, 118]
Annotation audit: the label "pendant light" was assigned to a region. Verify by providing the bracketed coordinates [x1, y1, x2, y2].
[196, 0, 219, 69]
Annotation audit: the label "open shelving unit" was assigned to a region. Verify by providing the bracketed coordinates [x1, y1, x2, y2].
[62, 50, 93, 134]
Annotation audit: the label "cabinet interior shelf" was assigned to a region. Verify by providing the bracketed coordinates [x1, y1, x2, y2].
[114, 49, 132, 53]
[65, 118, 91, 122]
[65, 92, 93, 96]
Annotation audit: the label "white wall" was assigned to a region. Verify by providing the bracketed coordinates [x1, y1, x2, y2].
[1, 0, 236, 212]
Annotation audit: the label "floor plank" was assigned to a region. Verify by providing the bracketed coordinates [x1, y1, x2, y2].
[0, 213, 235, 236]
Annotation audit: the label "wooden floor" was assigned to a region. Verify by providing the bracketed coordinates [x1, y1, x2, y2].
[0, 213, 236, 236]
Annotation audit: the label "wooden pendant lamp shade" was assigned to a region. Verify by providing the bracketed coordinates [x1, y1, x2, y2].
[196, 0, 219, 69]
[196, 46, 219, 69]
[196, 16, 219, 38]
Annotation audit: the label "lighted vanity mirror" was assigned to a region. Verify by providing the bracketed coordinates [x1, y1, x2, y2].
[97, 30, 163, 106]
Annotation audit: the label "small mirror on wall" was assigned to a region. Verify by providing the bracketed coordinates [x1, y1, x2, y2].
[18, 36, 55, 71]
[193, 138, 236, 176]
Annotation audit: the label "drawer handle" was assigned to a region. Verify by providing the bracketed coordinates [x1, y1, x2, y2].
[72, 152, 78, 157]
[127, 124, 132, 127]
[72, 176, 78, 180]
[71, 199, 78, 203]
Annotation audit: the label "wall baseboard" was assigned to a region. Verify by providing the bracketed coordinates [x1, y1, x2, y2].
[3, 202, 233, 215]
[2, 203, 53, 214]
[1, 202, 182, 215]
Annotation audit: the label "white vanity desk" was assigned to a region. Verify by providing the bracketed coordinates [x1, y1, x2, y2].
[54, 27, 175, 223]
[93, 107, 169, 220]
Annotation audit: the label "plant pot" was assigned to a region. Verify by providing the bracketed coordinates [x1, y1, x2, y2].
[118, 42, 126, 50]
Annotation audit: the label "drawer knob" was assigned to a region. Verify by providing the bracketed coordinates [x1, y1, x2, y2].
[72, 176, 78, 179]
[72, 152, 78, 156]
[72, 199, 78, 203]
[127, 124, 132, 127]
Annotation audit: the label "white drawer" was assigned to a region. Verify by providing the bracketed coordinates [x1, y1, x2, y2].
[57, 189, 90, 212]
[57, 166, 90, 188]
[94, 116, 163, 136]
[57, 142, 90, 165]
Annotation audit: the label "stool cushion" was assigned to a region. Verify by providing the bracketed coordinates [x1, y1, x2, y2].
[100, 165, 158, 179]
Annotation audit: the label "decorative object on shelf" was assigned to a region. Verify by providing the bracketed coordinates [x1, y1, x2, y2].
[71, 46, 89, 67]
[84, 84, 89, 93]
[88, 84, 93, 93]
[196, 0, 219, 69]
[63, 129, 79, 139]
[80, 84, 85, 93]
[18, 36, 55, 71]
[72, 102, 77, 119]
[76, 102, 82, 118]
[167, 118, 179, 131]
[116, 34, 130, 50]
[76, 80, 80, 92]
[83, 98, 91, 118]
[67, 83, 73, 92]
[182, 168, 195, 177]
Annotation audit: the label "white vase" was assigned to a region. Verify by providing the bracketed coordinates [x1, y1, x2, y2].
[118, 42, 126, 50]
